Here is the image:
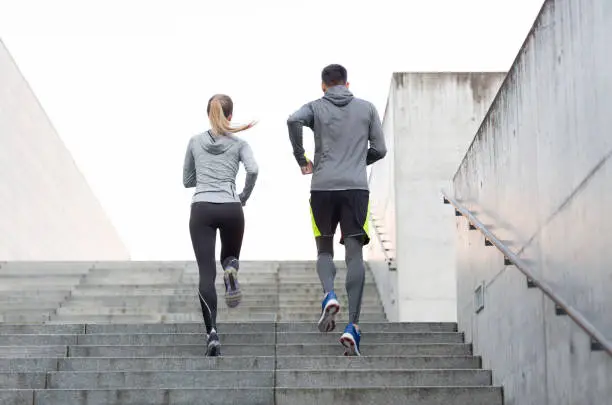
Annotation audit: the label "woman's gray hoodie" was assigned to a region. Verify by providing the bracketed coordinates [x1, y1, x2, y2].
[183, 131, 258, 205]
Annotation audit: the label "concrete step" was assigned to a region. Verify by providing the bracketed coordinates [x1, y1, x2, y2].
[45, 355, 479, 372]
[277, 332, 462, 344]
[71, 284, 379, 292]
[275, 313, 386, 322]
[69, 344, 275, 357]
[0, 322, 450, 334]
[276, 343, 472, 356]
[66, 295, 379, 305]
[60, 297, 382, 308]
[40, 369, 489, 389]
[84, 322, 277, 334]
[0, 387, 503, 405]
[275, 322, 457, 333]
[53, 304, 385, 315]
[0, 262, 92, 274]
[48, 315, 164, 324]
[57, 356, 275, 372]
[277, 369, 491, 387]
[0, 358, 60, 372]
[0, 372, 46, 388]
[0, 266, 89, 276]
[0, 346, 68, 358]
[275, 387, 502, 405]
[0, 332, 460, 346]
[47, 370, 275, 389]
[0, 278, 83, 290]
[10, 388, 275, 405]
[0, 304, 59, 312]
[75, 333, 275, 345]
[66, 343, 471, 357]
[0, 334, 77, 346]
[66, 289, 380, 299]
[277, 355, 480, 370]
[0, 291, 70, 300]
[0, 312, 52, 323]
[0, 275, 84, 283]
[48, 313, 386, 323]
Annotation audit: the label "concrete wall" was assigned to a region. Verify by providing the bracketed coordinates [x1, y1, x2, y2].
[368, 84, 399, 321]
[368, 72, 504, 322]
[452, 1, 612, 404]
[0, 39, 129, 260]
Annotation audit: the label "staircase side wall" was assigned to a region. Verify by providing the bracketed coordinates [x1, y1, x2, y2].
[453, 1, 612, 404]
[0, 40, 129, 260]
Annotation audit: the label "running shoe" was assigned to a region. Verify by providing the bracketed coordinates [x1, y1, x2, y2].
[206, 330, 221, 357]
[340, 323, 361, 356]
[317, 291, 340, 333]
[223, 257, 242, 308]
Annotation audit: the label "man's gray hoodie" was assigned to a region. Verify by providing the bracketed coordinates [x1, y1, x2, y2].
[287, 85, 387, 191]
[183, 131, 258, 205]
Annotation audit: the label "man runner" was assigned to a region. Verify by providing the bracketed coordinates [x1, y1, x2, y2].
[287, 64, 387, 355]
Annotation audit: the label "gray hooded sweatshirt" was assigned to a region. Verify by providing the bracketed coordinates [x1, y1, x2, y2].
[287, 85, 387, 191]
[183, 131, 258, 205]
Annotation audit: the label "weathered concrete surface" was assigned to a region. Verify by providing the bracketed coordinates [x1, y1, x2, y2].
[0, 40, 128, 260]
[369, 72, 504, 322]
[453, 1, 612, 404]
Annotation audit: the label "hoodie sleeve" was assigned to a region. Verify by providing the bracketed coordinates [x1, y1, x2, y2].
[238, 141, 259, 206]
[287, 103, 314, 167]
[366, 103, 387, 165]
[183, 137, 196, 188]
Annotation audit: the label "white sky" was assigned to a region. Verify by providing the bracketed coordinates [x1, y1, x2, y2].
[0, 0, 542, 260]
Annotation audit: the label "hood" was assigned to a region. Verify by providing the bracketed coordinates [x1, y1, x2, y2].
[323, 85, 354, 107]
[197, 131, 236, 155]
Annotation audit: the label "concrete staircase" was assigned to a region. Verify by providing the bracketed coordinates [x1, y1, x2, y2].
[0, 261, 503, 404]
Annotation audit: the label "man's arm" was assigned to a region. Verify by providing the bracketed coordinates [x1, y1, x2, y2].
[287, 103, 315, 168]
[183, 138, 196, 188]
[238, 141, 259, 206]
[366, 104, 387, 165]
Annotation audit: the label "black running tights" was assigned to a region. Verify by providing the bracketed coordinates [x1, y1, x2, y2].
[189, 202, 244, 334]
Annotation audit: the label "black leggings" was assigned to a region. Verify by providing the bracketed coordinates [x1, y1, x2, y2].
[189, 202, 244, 333]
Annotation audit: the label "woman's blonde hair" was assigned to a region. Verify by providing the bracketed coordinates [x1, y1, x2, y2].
[207, 94, 256, 135]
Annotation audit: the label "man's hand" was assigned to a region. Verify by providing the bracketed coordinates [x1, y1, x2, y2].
[301, 160, 314, 175]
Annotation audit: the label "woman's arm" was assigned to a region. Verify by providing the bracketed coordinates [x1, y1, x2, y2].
[238, 141, 259, 205]
[183, 138, 196, 188]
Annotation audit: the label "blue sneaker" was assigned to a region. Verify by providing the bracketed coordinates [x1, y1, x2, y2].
[317, 291, 340, 333]
[340, 323, 361, 356]
[223, 258, 241, 308]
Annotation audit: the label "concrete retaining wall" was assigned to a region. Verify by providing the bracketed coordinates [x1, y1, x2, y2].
[0, 39, 129, 260]
[452, 1, 612, 403]
[368, 72, 504, 322]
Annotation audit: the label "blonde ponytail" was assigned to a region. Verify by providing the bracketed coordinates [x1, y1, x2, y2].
[208, 96, 256, 135]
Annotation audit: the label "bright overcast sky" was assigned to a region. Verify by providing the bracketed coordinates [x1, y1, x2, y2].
[0, 0, 542, 260]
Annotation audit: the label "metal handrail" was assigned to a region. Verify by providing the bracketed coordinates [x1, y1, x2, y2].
[442, 190, 612, 356]
[369, 212, 396, 271]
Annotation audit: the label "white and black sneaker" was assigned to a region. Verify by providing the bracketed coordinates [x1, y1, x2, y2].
[223, 257, 242, 308]
[206, 330, 221, 357]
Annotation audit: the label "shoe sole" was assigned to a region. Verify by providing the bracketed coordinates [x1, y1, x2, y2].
[317, 299, 340, 333]
[206, 340, 221, 357]
[224, 268, 242, 308]
[340, 332, 361, 356]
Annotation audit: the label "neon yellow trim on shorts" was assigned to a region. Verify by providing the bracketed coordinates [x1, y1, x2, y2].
[310, 203, 321, 237]
[363, 201, 371, 238]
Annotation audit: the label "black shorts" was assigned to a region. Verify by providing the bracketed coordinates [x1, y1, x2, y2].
[309, 190, 370, 245]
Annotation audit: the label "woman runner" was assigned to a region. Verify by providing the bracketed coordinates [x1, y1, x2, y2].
[183, 94, 258, 356]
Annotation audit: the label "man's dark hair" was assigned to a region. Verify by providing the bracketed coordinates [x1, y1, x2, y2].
[321, 64, 348, 86]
